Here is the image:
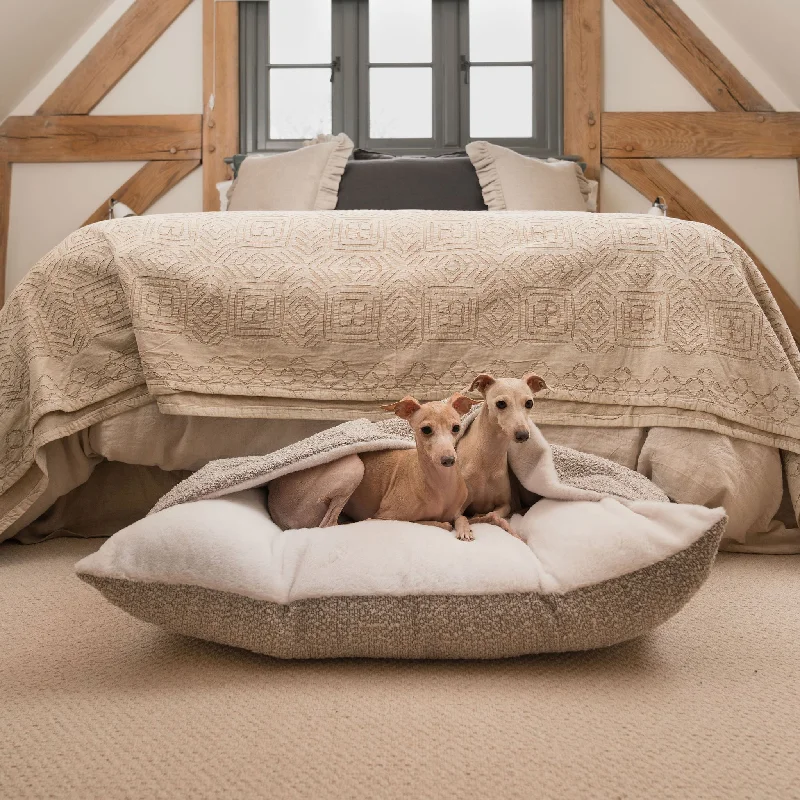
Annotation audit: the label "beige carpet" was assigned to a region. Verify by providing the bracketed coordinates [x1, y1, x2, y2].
[1, 539, 798, 800]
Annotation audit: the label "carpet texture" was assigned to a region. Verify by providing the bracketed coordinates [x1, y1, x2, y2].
[1, 538, 798, 799]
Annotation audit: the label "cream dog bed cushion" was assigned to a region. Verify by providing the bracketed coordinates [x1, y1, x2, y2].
[76, 490, 725, 660]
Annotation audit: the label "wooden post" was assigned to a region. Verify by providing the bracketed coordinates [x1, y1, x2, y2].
[0, 115, 202, 162]
[203, 0, 239, 211]
[564, 0, 602, 182]
[601, 112, 800, 159]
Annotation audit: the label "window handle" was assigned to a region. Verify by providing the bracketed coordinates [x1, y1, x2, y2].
[460, 55, 470, 84]
[330, 55, 341, 83]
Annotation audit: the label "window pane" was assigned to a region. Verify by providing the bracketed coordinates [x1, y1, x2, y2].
[369, 0, 432, 63]
[270, 69, 332, 139]
[469, 0, 532, 62]
[370, 67, 432, 138]
[470, 66, 532, 137]
[269, 0, 331, 64]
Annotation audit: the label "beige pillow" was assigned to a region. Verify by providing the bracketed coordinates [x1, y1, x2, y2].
[227, 133, 354, 211]
[465, 141, 596, 212]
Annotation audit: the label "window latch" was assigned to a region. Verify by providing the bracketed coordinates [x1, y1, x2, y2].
[460, 55, 470, 84]
[330, 55, 341, 83]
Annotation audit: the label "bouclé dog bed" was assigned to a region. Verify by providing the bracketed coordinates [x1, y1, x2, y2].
[76, 417, 726, 659]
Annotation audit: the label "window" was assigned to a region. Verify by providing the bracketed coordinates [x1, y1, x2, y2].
[239, 0, 562, 155]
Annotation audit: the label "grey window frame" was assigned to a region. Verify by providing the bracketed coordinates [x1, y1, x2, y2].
[239, 0, 563, 156]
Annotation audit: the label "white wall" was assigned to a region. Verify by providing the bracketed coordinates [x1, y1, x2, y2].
[601, 0, 800, 303]
[691, 0, 800, 108]
[0, 0, 113, 121]
[4, 0, 799, 306]
[5, 0, 203, 298]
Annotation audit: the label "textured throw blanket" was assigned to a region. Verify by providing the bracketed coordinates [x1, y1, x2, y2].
[3, 210, 800, 533]
[151, 412, 669, 514]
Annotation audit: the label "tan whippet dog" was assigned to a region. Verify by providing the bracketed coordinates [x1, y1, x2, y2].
[456, 373, 548, 539]
[268, 394, 479, 540]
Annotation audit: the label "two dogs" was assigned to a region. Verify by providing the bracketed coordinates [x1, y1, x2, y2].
[267, 373, 548, 540]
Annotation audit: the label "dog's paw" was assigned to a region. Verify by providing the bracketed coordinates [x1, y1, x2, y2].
[488, 514, 525, 541]
[499, 520, 525, 541]
[455, 527, 475, 542]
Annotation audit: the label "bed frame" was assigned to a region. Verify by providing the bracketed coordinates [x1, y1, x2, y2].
[0, 0, 798, 338]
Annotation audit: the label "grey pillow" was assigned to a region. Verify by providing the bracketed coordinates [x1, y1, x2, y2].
[336, 155, 488, 210]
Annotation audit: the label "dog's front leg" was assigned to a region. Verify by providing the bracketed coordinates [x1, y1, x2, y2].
[453, 515, 474, 542]
[416, 520, 454, 531]
[469, 505, 524, 541]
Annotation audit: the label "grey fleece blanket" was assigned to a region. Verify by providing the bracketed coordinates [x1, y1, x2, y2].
[150, 411, 668, 515]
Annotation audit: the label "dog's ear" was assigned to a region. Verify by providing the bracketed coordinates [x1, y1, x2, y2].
[523, 372, 548, 394]
[469, 373, 495, 395]
[449, 393, 479, 416]
[381, 396, 422, 420]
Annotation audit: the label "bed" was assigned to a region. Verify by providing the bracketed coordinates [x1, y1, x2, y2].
[1, 206, 799, 553]
[3, 139, 800, 551]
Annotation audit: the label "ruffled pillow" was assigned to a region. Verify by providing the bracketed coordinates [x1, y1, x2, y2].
[227, 134, 354, 211]
[466, 141, 596, 212]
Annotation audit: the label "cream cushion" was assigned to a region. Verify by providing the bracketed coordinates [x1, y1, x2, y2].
[76, 490, 725, 660]
[227, 134, 354, 211]
[466, 140, 596, 211]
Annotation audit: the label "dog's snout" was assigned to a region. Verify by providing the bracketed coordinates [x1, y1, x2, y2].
[514, 429, 530, 442]
[440, 455, 456, 467]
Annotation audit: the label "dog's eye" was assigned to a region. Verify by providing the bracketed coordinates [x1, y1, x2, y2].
[496, 400, 507, 409]
[525, 399, 533, 409]
[452, 424, 460, 434]
[421, 426, 433, 435]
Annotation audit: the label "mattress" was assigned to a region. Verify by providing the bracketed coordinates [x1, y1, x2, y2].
[10, 401, 797, 553]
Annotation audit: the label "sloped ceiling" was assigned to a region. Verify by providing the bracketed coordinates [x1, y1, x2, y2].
[0, 0, 113, 120]
[2, 0, 797, 120]
[694, 0, 800, 107]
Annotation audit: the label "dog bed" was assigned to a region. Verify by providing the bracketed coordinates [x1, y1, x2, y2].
[76, 418, 726, 659]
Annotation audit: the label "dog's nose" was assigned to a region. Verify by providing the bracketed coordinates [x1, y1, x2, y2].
[514, 429, 530, 442]
[440, 455, 456, 467]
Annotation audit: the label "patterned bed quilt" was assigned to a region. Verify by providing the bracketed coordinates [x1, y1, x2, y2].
[3, 210, 800, 537]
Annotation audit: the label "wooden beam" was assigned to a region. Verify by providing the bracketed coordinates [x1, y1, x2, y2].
[0, 115, 202, 162]
[37, 0, 194, 116]
[604, 157, 800, 340]
[82, 160, 200, 226]
[203, 0, 238, 210]
[563, 0, 602, 181]
[612, 0, 773, 113]
[602, 112, 800, 158]
[0, 161, 10, 307]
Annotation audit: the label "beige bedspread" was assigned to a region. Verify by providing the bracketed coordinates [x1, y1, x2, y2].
[3, 210, 800, 539]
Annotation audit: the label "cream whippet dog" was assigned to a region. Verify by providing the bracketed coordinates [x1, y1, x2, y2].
[268, 394, 479, 540]
[456, 373, 548, 539]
